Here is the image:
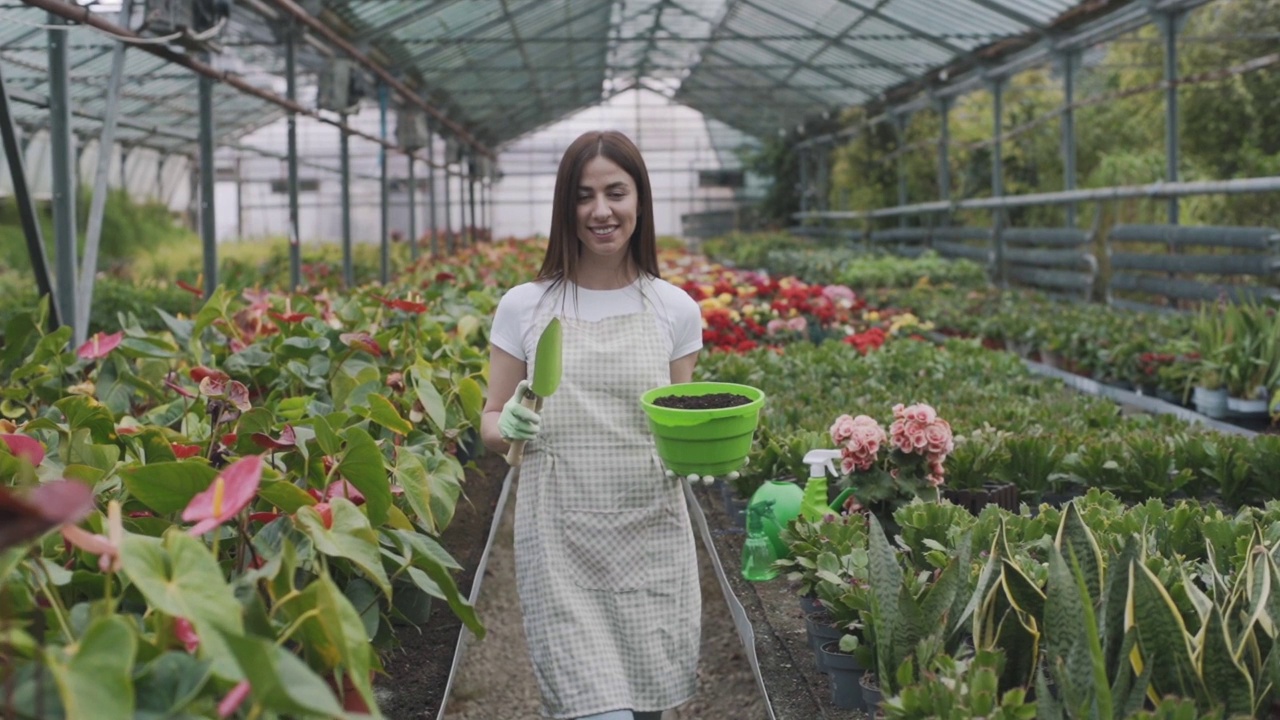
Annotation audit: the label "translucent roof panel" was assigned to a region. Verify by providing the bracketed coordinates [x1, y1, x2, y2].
[2, 0, 1154, 157]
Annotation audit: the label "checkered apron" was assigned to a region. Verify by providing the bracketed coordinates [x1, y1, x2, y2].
[515, 283, 700, 718]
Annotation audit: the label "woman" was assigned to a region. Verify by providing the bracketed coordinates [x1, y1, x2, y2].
[481, 130, 703, 720]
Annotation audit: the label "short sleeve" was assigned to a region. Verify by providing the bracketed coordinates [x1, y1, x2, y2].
[490, 286, 535, 361]
[664, 283, 703, 360]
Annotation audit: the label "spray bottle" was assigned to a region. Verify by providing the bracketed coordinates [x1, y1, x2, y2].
[800, 449, 841, 522]
[741, 500, 779, 581]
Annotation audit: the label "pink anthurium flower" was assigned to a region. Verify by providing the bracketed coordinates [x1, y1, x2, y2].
[174, 617, 200, 653]
[325, 479, 365, 506]
[339, 332, 383, 357]
[250, 425, 296, 451]
[1, 434, 45, 466]
[76, 331, 123, 361]
[60, 500, 124, 573]
[217, 681, 251, 718]
[182, 455, 264, 536]
[225, 381, 251, 412]
[0, 481, 94, 551]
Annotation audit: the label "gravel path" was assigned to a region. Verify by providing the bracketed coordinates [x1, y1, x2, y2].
[442, 478, 768, 720]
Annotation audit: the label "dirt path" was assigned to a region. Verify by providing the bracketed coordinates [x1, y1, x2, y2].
[442, 477, 768, 720]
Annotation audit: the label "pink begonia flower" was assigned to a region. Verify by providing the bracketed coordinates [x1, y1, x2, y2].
[822, 285, 856, 305]
[217, 681, 251, 718]
[60, 500, 124, 573]
[174, 617, 200, 653]
[182, 455, 264, 536]
[840, 416, 886, 473]
[1, 434, 45, 466]
[76, 331, 123, 361]
[787, 316, 808, 333]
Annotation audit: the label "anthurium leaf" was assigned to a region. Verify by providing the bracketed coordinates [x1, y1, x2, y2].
[121, 530, 243, 646]
[94, 356, 133, 417]
[133, 652, 212, 720]
[133, 428, 178, 463]
[54, 396, 116, 444]
[410, 364, 447, 431]
[310, 414, 342, 456]
[155, 308, 194, 347]
[258, 480, 316, 514]
[123, 462, 217, 514]
[386, 529, 480, 637]
[2, 312, 38, 371]
[345, 578, 381, 640]
[191, 287, 234, 349]
[212, 629, 345, 718]
[360, 394, 413, 435]
[456, 376, 484, 427]
[295, 498, 391, 597]
[286, 574, 376, 710]
[46, 615, 136, 720]
[337, 427, 391, 526]
[387, 529, 462, 571]
[385, 504, 414, 531]
[393, 451, 443, 534]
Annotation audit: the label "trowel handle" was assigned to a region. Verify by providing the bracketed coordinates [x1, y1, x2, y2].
[504, 389, 540, 466]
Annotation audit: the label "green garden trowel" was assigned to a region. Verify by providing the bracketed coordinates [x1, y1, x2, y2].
[505, 317, 562, 467]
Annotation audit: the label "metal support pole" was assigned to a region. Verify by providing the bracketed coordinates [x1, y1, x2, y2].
[427, 125, 438, 256]
[937, 98, 951, 204]
[991, 77, 1005, 287]
[235, 155, 243, 239]
[0, 60, 60, 328]
[286, 21, 301, 290]
[48, 14, 78, 337]
[468, 155, 477, 245]
[77, 0, 132, 343]
[340, 116, 352, 288]
[1060, 50, 1078, 227]
[893, 114, 908, 227]
[1159, 11, 1181, 225]
[798, 147, 809, 215]
[443, 150, 453, 254]
[379, 82, 390, 284]
[199, 73, 217, 299]
[457, 157, 466, 248]
[408, 152, 418, 262]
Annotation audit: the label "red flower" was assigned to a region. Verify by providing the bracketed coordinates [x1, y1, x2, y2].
[76, 331, 123, 361]
[268, 310, 310, 324]
[171, 443, 202, 459]
[174, 618, 200, 653]
[251, 425, 297, 451]
[182, 455, 264, 536]
[325, 479, 365, 506]
[1, 434, 44, 466]
[190, 367, 228, 385]
[374, 294, 428, 314]
[176, 280, 203, 297]
[340, 332, 383, 357]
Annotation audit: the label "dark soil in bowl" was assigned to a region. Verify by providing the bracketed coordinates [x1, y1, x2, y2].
[654, 392, 752, 410]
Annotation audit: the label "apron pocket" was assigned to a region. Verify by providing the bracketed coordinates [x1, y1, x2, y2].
[561, 508, 654, 592]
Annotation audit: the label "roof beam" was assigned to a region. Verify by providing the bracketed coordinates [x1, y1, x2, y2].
[831, 0, 970, 57]
[961, 0, 1049, 35]
[778, 0, 886, 86]
[405, 0, 587, 66]
[499, 0, 545, 120]
[734, 0, 912, 81]
[350, 0, 473, 43]
[266, 0, 492, 157]
[670, 0, 879, 99]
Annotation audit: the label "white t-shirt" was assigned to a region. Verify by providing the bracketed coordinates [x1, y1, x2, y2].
[491, 276, 703, 362]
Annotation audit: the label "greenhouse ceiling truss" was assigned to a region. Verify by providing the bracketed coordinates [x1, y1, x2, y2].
[0, 0, 1233, 342]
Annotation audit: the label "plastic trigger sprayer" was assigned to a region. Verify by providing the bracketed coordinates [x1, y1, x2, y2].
[741, 499, 779, 582]
[800, 449, 841, 522]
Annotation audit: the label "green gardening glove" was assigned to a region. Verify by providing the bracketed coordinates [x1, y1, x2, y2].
[499, 380, 542, 441]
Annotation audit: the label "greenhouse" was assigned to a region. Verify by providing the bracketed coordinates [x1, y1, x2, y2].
[2, 0, 1279, 718]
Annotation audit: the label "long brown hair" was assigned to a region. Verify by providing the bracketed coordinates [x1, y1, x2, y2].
[536, 131, 659, 285]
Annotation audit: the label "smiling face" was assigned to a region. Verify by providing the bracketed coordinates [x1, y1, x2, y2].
[575, 155, 638, 262]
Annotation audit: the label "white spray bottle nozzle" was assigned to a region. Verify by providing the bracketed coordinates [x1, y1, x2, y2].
[802, 449, 841, 478]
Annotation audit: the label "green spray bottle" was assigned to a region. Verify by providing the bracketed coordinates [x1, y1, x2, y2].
[741, 500, 779, 581]
[800, 449, 842, 521]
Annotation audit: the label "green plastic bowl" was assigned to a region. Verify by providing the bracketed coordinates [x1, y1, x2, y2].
[640, 382, 766, 476]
